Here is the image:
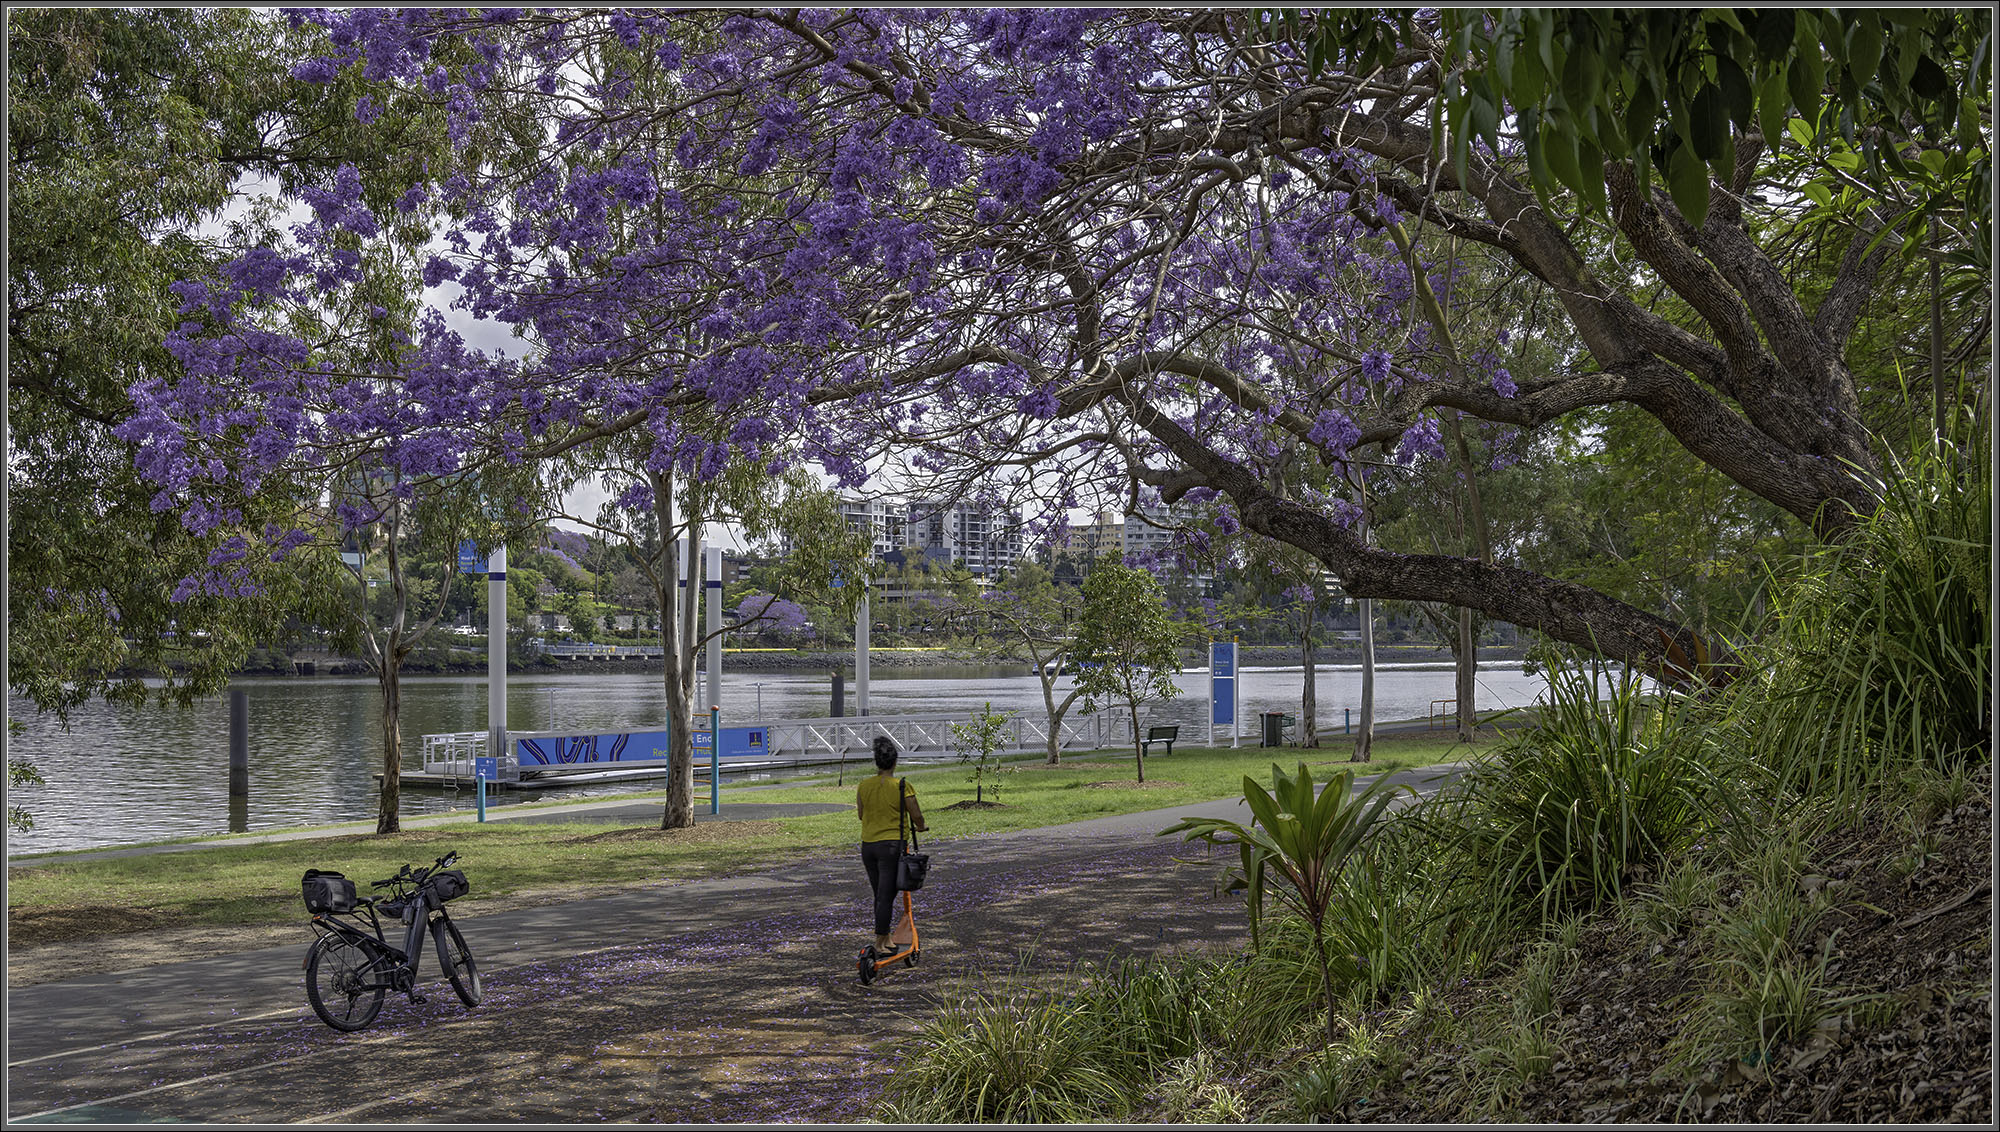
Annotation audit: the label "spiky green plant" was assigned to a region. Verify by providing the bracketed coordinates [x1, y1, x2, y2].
[1422, 657, 1722, 936]
[875, 984, 1127, 1122]
[1716, 402, 1990, 808]
[1162, 763, 1409, 1045]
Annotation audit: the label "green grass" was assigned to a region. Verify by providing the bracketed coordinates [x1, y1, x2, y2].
[5, 734, 1485, 939]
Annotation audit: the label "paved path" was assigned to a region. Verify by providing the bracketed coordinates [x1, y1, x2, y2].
[5, 763, 1468, 1124]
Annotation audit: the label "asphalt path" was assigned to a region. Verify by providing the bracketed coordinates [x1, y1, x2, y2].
[6, 762, 1469, 1125]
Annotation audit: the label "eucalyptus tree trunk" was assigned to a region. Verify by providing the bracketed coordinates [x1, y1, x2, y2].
[1353, 492, 1376, 763]
[1128, 695, 1145, 783]
[1300, 628, 1320, 748]
[363, 496, 413, 835]
[651, 468, 700, 831]
[375, 651, 404, 834]
[1036, 655, 1085, 764]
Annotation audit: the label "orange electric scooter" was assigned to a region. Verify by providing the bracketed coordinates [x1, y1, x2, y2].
[856, 890, 919, 985]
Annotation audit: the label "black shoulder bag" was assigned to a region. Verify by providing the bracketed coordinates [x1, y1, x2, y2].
[896, 777, 931, 891]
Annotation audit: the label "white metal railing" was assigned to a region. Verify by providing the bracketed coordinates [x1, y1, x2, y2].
[420, 731, 498, 779]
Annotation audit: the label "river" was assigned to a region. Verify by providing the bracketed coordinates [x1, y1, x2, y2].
[4, 661, 1545, 854]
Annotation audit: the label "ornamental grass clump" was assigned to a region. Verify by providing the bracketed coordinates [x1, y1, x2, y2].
[1714, 408, 1990, 809]
[878, 951, 1303, 1123]
[876, 984, 1126, 1123]
[1422, 656, 1722, 938]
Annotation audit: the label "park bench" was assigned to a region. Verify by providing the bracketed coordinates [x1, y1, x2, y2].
[1140, 725, 1179, 757]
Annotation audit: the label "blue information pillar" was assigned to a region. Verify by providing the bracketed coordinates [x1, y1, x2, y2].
[1210, 640, 1238, 747]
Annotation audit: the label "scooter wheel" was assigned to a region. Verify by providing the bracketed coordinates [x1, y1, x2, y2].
[904, 949, 919, 968]
[857, 948, 877, 985]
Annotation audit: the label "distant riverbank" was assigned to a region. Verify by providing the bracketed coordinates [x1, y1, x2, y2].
[212, 640, 1529, 679]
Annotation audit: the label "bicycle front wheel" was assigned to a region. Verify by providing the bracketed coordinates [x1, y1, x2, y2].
[432, 916, 482, 1007]
[306, 934, 387, 1032]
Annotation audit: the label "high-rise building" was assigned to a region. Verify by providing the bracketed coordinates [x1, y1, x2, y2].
[838, 497, 907, 556]
[904, 498, 1025, 577]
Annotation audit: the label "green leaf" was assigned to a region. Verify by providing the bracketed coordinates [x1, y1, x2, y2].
[1786, 116, 1817, 149]
[1846, 19, 1885, 85]
[1588, 99, 1628, 158]
[1910, 54, 1949, 100]
[1715, 54, 1754, 129]
[1667, 141, 1711, 225]
[1757, 65, 1791, 143]
[1752, 9, 1797, 62]
[1787, 25, 1826, 110]
[1625, 72, 1659, 155]
[1576, 139, 1607, 214]
[1688, 82, 1727, 161]
[1802, 180, 1834, 209]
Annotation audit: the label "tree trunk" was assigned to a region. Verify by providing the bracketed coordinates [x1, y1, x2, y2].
[376, 648, 402, 834]
[1353, 489, 1375, 762]
[1301, 627, 1319, 748]
[1039, 658, 1063, 764]
[1455, 606, 1477, 744]
[653, 470, 698, 831]
[1354, 594, 1375, 763]
[1129, 699, 1145, 783]
[1931, 215, 1947, 437]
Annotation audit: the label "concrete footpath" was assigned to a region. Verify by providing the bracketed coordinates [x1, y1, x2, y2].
[5, 762, 1469, 1125]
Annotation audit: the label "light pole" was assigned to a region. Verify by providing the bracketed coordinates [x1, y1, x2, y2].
[752, 681, 766, 716]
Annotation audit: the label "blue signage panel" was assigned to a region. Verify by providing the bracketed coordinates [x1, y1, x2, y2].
[516, 729, 673, 766]
[1211, 641, 1237, 726]
[473, 756, 498, 781]
[456, 540, 489, 574]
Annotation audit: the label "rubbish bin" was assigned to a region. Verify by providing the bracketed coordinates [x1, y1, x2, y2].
[1260, 711, 1288, 748]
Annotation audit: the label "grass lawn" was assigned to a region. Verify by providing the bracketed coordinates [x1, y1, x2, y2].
[4, 733, 1489, 941]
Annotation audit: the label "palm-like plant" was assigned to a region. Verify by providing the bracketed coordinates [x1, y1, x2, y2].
[1162, 763, 1409, 1045]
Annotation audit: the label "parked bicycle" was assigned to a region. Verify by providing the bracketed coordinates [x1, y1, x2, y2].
[300, 850, 481, 1032]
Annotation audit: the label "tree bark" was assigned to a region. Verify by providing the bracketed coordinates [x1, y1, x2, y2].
[1301, 628, 1319, 748]
[376, 649, 402, 835]
[1354, 489, 1375, 763]
[654, 469, 698, 831]
[1130, 698, 1145, 783]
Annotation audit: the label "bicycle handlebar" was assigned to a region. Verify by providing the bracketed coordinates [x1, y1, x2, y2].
[367, 850, 459, 891]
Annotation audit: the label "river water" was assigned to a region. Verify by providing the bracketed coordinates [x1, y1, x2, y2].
[5, 661, 1545, 854]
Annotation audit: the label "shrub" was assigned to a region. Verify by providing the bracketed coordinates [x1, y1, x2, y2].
[876, 984, 1126, 1123]
[878, 951, 1301, 1124]
[1420, 656, 1722, 936]
[1714, 408, 1990, 807]
[1162, 763, 1409, 1044]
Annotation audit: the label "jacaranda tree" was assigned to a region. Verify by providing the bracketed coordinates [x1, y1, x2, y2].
[132, 8, 1990, 750]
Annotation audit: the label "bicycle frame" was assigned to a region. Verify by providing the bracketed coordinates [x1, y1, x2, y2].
[309, 888, 441, 994]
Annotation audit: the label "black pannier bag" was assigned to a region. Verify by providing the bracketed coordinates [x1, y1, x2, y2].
[426, 868, 470, 903]
[302, 868, 358, 914]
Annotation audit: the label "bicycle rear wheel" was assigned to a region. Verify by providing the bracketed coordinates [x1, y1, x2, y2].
[306, 934, 387, 1032]
[432, 916, 482, 1007]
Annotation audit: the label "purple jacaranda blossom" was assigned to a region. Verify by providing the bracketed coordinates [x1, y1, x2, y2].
[1308, 410, 1361, 459]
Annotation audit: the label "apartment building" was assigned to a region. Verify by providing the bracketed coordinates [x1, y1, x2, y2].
[838, 497, 909, 556]
[903, 497, 1026, 577]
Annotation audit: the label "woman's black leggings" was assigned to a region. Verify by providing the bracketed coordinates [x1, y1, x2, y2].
[861, 839, 904, 937]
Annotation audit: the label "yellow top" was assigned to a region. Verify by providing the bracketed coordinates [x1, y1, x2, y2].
[856, 774, 916, 843]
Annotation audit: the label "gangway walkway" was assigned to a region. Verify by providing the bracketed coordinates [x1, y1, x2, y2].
[419, 709, 1143, 785]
